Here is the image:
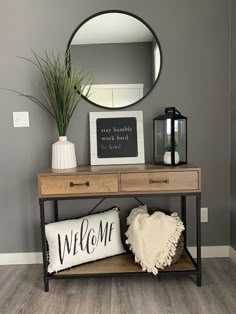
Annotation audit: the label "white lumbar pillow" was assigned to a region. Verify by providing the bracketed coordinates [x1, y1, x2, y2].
[45, 207, 125, 273]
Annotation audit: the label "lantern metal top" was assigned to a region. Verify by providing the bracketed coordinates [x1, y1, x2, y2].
[154, 107, 186, 120]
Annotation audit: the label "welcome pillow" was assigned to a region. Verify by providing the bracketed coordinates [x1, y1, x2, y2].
[45, 207, 125, 273]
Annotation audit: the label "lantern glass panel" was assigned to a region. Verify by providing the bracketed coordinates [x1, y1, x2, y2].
[154, 119, 165, 164]
[175, 119, 187, 162]
[166, 118, 171, 147]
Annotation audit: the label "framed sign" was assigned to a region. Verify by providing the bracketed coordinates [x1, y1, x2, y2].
[89, 111, 145, 165]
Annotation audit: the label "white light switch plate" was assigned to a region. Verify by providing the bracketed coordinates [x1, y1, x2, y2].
[13, 112, 30, 127]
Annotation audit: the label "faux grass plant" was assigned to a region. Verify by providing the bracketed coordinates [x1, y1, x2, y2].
[5, 50, 91, 136]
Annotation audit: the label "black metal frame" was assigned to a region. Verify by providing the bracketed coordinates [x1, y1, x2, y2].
[39, 192, 201, 292]
[65, 9, 163, 110]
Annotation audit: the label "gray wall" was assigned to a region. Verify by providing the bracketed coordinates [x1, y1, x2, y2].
[231, 0, 236, 250]
[71, 42, 153, 95]
[0, 0, 230, 253]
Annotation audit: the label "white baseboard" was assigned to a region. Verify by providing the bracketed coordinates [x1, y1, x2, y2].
[188, 245, 229, 258]
[0, 252, 42, 265]
[229, 246, 236, 264]
[0, 246, 230, 265]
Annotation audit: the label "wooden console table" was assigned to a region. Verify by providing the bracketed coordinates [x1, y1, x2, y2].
[38, 164, 201, 292]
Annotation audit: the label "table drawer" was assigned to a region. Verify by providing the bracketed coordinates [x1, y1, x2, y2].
[120, 171, 200, 192]
[39, 174, 118, 196]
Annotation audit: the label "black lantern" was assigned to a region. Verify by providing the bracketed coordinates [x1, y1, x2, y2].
[153, 107, 187, 165]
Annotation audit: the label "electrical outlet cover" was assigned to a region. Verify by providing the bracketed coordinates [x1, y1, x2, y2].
[201, 207, 208, 223]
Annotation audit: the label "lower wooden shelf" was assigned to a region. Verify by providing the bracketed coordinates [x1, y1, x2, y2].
[54, 251, 196, 277]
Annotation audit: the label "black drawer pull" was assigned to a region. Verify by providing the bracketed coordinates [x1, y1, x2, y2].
[69, 181, 90, 187]
[149, 179, 169, 184]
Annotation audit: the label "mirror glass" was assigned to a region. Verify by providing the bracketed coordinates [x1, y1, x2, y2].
[67, 11, 162, 109]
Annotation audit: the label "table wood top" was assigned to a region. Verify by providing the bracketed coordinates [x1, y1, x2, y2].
[38, 163, 200, 176]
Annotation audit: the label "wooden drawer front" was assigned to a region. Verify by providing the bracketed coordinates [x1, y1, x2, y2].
[39, 174, 118, 196]
[120, 171, 199, 192]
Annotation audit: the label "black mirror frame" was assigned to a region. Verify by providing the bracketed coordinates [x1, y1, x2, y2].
[66, 9, 163, 110]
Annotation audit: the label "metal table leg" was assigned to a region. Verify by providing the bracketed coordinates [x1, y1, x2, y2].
[54, 200, 58, 222]
[181, 196, 187, 248]
[39, 199, 49, 292]
[196, 194, 202, 286]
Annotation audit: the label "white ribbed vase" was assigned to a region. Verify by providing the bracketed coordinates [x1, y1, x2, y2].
[52, 136, 77, 169]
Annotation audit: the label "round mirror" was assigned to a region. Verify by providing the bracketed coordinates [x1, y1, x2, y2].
[67, 10, 162, 109]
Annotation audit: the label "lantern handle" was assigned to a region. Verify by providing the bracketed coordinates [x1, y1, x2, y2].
[165, 107, 181, 116]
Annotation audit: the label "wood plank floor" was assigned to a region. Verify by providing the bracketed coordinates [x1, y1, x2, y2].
[0, 258, 236, 314]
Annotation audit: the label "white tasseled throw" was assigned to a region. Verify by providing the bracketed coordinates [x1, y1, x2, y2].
[126, 206, 185, 275]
